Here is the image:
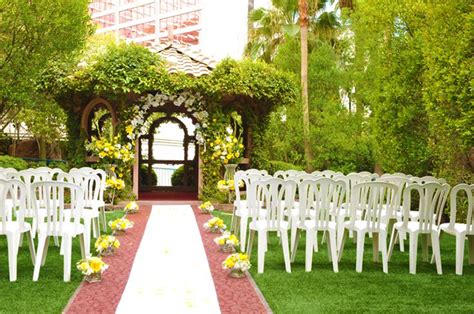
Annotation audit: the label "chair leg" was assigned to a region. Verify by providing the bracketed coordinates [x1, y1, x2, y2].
[290, 217, 298, 254]
[338, 229, 348, 263]
[257, 230, 266, 274]
[33, 234, 48, 281]
[240, 216, 248, 252]
[421, 234, 430, 262]
[388, 227, 398, 262]
[336, 215, 345, 249]
[314, 232, 319, 253]
[399, 230, 405, 252]
[246, 230, 255, 258]
[6, 232, 20, 281]
[355, 231, 366, 273]
[234, 216, 241, 238]
[468, 235, 474, 265]
[291, 229, 301, 262]
[372, 232, 380, 263]
[83, 218, 92, 256]
[26, 231, 36, 265]
[101, 206, 107, 231]
[93, 217, 100, 238]
[430, 231, 442, 275]
[380, 231, 388, 274]
[18, 232, 24, 248]
[41, 236, 50, 266]
[455, 233, 465, 275]
[79, 234, 86, 259]
[281, 230, 291, 273]
[328, 229, 339, 273]
[305, 229, 315, 272]
[409, 232, 419, 275]
[63, 236, 72, 282]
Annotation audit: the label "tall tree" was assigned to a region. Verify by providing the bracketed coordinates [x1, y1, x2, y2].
[299, 0, 313, 170]
[0, 0, 92, 116]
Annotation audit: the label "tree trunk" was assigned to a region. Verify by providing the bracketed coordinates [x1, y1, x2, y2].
[38, 138, 47, 161]
[299, 0, 313, 171]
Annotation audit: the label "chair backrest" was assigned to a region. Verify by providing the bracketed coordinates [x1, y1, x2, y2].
[377, 175, 411, 209]
[0, 167, 18, 175]
[11, 169, 52, 210]
[274, 170, 301, 179]
[245, 169, 268, 176]
[349, 182, 398, 231]
[298, 178, 346, 229]
[0, 179, 27, 231]
[402, 182, 450, 233]
[34, 167, 64, 179]
[234, 171, 249, 205]
[70, 168, 107, 201]
[448, 183, 474, 234]
[410, 176, 445, 184]
[341, 173, 372, 203]
[59, 172, 100, 206]
[31, 181, 84, 236]
[317, 170, 344, 179]
[248, 178, 296, 230]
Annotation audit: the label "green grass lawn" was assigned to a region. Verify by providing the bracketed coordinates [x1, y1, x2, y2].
[214, 212, 474, 313]
[0, 211, 124, 313]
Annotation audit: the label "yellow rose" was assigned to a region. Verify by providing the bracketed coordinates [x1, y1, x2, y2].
[113, 240, 120, 249]
[89, 258, 103, 273]
[79, 261, 89, 272]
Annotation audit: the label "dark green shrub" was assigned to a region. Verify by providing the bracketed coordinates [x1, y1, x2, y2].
[139, 165, 157, 186]
[0, 155, 28, 170]
[171, 165, 196, 186]
[267, 160, 304, 175]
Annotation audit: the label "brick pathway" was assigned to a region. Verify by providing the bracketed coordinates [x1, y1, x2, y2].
[65, 203, 270, 314]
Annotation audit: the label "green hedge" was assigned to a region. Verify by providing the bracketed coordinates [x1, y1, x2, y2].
[0, 155, 28, 170]
[267, 160, 303, 175]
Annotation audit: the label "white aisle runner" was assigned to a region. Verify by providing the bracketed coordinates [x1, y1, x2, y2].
[116, 205, 221, 313]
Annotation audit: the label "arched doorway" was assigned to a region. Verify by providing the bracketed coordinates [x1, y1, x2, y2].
[138, 113, 198, 196]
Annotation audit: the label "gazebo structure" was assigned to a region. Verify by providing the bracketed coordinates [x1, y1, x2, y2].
[53, 40, 296, 200]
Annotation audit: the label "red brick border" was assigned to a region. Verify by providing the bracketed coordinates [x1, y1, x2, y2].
[191, 206, 270, 314]
[65, 203, 271, 313]
[65, 204, 152, 314]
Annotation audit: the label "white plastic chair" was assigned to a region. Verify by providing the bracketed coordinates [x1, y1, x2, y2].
[338, 182, 398, 273]
[291, 178, 345, 272]
[438, 184, 474, 275]
[70, 168, 107, 229]
[274, 170, 303, 179]
[0, 179, 35, 281]
[388, 182, 445, 275]
[234, 173, 272, 252]
[247, 178, 296, 273]
[10, 169, 52, 238]
[32, 181, 86, 282]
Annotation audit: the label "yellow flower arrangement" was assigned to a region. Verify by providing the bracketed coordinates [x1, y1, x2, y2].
[109, 217, 134, 233]
[203, 217, 227, 233]
[214, 231, 239, 252]
[198, 201, 214, 214]
[76, 256, 109, 276]
[222, 253, 251, 273]
[124, 201, 139, 214]
[217, 179, 244, 192]
[95, 235, 120, 255]
[210, 123, 244, 165]
[106, 177, 125, 190]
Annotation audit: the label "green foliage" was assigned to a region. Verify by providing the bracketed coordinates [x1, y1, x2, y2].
[171, 165, 196, 186]
[267, 160, 303, 175]
[0, 155, 28, 170]
[349, 0, 473, 183]
[140, 165, 157, 186]
[0, 0, 92, 107]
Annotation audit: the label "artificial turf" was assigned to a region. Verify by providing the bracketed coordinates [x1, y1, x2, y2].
[214, 211, 474, 313]
[0, 210, 124, 314]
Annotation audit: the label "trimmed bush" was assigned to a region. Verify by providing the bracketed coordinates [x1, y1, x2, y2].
[267, 160, 303, 175]
[0, 155, 28, 170]
[139, 165, 157, 186]
[171, 165, 196, 186]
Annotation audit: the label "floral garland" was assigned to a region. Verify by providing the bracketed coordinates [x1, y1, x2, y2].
[129, 91, 209, 145]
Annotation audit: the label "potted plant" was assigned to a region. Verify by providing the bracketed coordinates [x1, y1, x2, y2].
[214, 231, 239, 253]
[109, 217, 134, 235]
[222, 253, 251, 278]
[95, 235, 120, 256]
[203, 217, 227, 233]
[198, 201, 215, 214]
[76, 256, 109, 283]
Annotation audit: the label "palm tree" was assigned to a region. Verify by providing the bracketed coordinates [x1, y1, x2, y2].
[245, 0, 339, 62]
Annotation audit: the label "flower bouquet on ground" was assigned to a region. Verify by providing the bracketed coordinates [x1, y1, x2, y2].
[124, 201, 139, 214]
[77, 256, 109, 283]
[198, 201, 214, 214]
[222, 253, 251, 278]
[95, 235, 120, 256]
[217, 179, 244, 204]
[203, 217, 227, 233]
[109, 217, 134, 235]
[214, 231, 239, 253]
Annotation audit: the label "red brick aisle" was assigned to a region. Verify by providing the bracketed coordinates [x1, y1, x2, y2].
[192, 206, 270, 314]
[65, 203, 270, 313]
[65, 204, 152, 314]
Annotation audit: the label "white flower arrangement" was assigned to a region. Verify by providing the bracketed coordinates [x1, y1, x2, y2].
[222, 253, 251, 274]
[214, 231, 239, 252]
[124, 201, 139, 214]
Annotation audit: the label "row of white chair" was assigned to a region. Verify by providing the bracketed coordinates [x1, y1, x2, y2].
[231, 169, 472, 275]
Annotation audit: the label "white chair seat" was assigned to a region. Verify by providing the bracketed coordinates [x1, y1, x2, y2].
[37, 222, 84, 237]
[439, 223, 472, 235]
[408, 211, 437, 221]
[236, 207, 267, 217]
[249, 220, 289, 231]
[344, 220, 388, 232]
[393, 221, 438, 233]
[298, 219, 337, 231]
[0, 221, 31, 234]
